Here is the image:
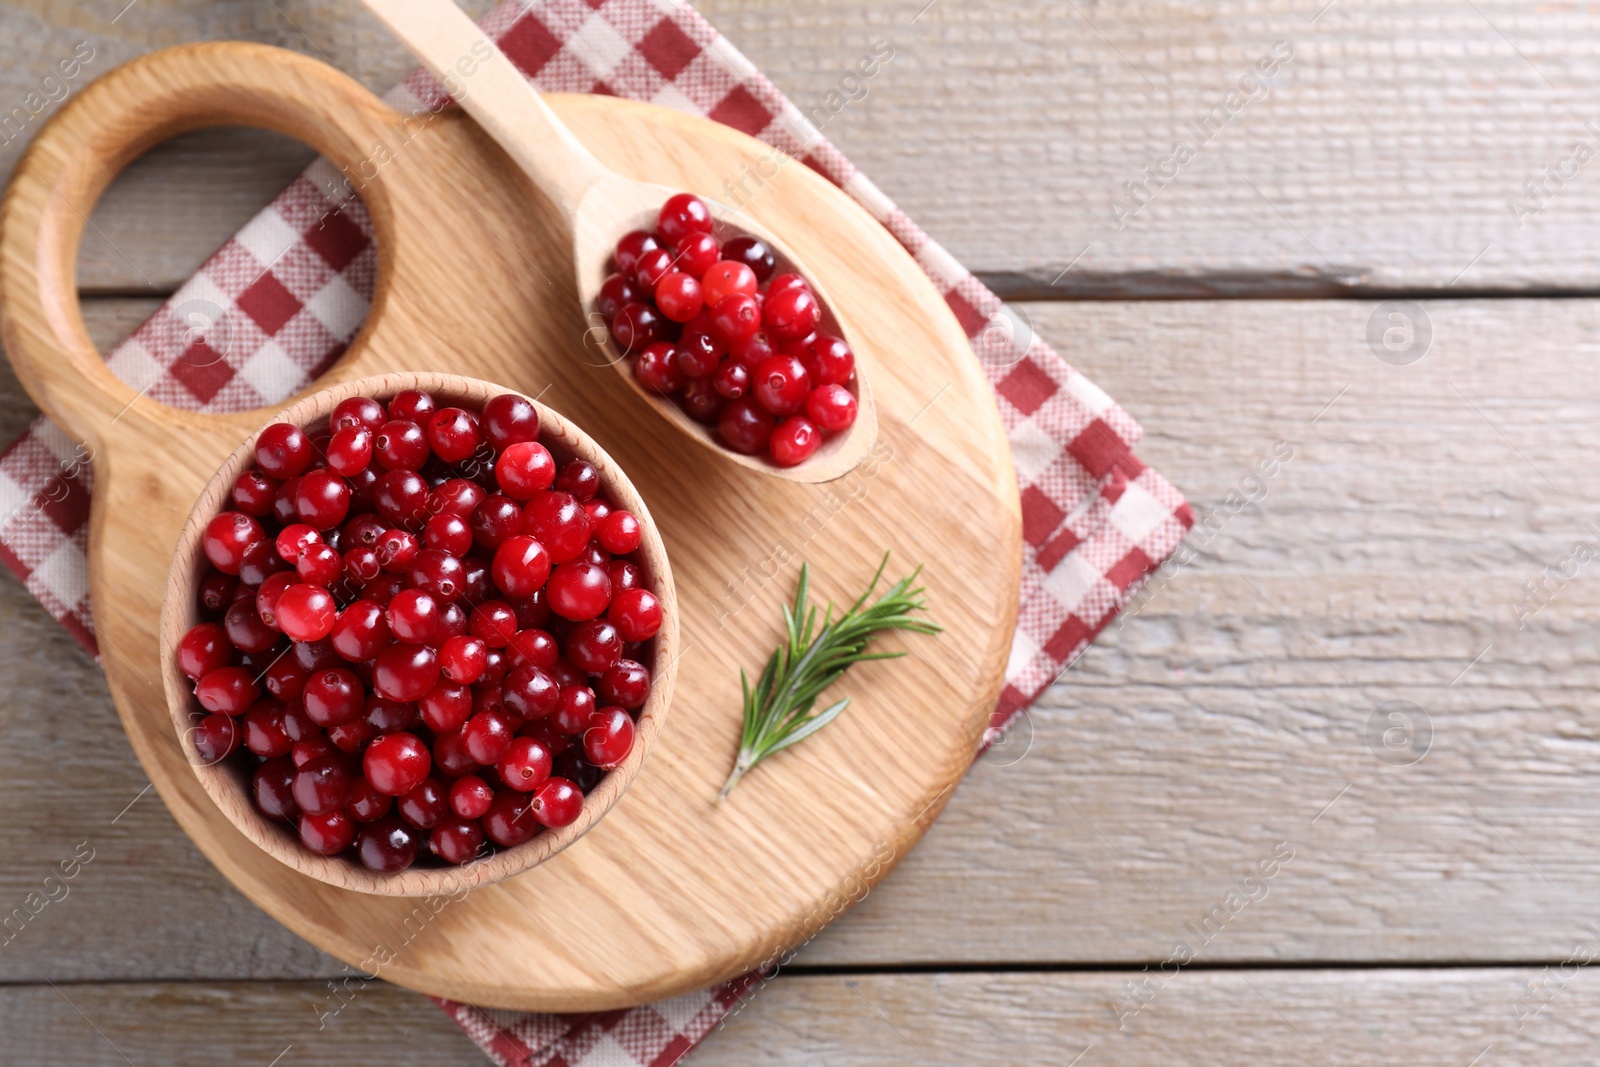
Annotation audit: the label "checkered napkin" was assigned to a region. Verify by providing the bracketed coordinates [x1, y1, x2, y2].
[0, 0, 1192, 1062]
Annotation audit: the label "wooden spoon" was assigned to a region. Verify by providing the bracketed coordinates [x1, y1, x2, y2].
[358, 0, 878, 483]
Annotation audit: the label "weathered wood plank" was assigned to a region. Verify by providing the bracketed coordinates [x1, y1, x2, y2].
[3, 970, 1594, 1065]
[1, 296, 1597, 983]
[6, 1, 1599, 294]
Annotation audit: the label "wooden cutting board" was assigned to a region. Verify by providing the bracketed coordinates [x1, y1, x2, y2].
[0, 43, 1020, 1012]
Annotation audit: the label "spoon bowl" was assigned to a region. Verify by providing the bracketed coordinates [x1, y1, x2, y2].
[361, 0, 879, 483]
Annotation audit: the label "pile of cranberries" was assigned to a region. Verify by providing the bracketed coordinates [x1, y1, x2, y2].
[600, 193, 859, 467]
[175, 389, 663, 874]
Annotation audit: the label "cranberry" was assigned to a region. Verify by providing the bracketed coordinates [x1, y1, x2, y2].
[770, 416, 822, 467]
[507, 628, 558, 671]
[803, 384, 855, 433]
[423, 513, 473, 557]
[243, 700, 293, 758]
[681, 379, 723, 423]
[179, 622, 232, 680]
[709, 294, 762, 347]
[437, 635, 488, 684]
[768, 272, 808, 296]
[496, 736, 551, 793]
[325, 426, 374, 477]
[552, 684, 597, 735]
[293, 637, 340, 673]
[634, 342, 683, 395]
[470, 494, 523, 551]
[292, 737, 336, 767]
[330, 601, 389, 663]
[672, 232, 721, 278]
[190, 712, 240, 764]
[657, 192, 713, 243]
[232, 470, 278, 517]
[253, 757, 300, 821]
[256, 423, 313, 478]
[374, 469, 429, 526]
[595, 511, 641, 555]
[263, 657, 309, 702]
[449, 775, 494, 819]
[567, 619, 623, 674]
[398, 777, 448, 829]
[675, 332, 722, 379]
[584, 706, 636, 768]
[469, 601, 519, 648]
[375, 528, 420, 573]
[730, 329, 777, 367]
[554, 460, 599, 502]
[582, 499, 611, 526]
[427, 408, 481, 463]
[486, 535, 549, 597]
[762, 285, 821, 342]
[430, 819, 485, 864]
[702, 260, 759, 306]
[271, 479, 300, 526]
[238, 540, 289, 589]
[429, 478, 486, 518]
[753, 355, 811, 415]
[328, 717, 377, 754]
[523, 492, 590, 563]
[803, 334, 855, 386]
[365, 694, 418, 732]
[608, 588, 663, 642]
[372, 643, 439, 702]
[345, 779, 391, 822]
[718, 398, 775, 455]
[614, 230, 661, 278]
[495, 441, 556, 501]
[363, 732, 431, 796]
[482, 790, 539, 847]
[203, 512, 264, 575]
[293, 754, 353, 815]
[502, 664, 560, 720]
[553, 749, 604, 794]
[357, 815, 418, 871]
[597, 273, 641, 321]
[721, 235, 776, 281]
[387, 389, 437, 425]
[713, 360, 751, 400]
[655, 271, 704, 322]
[611, 302, 663, 355]
[633, 247, 674, 289]
[386, 589, 440, 644]
[463, 708, 516, 764]
[300, 811, 356, 855]
[198, 572, 239, 616]
[224, 598, 278, 653]
[530, 777, 583, 828]
[546, 561, 612, 620]
[374, 420, 429, 470]
[277, 584, 336, 642]
[606, 559, 644, 593]
[331, 396, 386, 434]
[303, 667, 363, 727]
[419, 681, 473, 733]
[599, 659, 652, 709]
[296, 543, 342, 586]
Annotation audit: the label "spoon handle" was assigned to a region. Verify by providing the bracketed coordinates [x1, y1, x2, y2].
[359, 0, 610, 220]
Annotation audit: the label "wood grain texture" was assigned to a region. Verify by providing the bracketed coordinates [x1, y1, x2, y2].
[0, 44, 1018, 1009]
[10, 0, 1600, 296]
[5, 969, 1598, 1065]
[5, 296, 1600, 984]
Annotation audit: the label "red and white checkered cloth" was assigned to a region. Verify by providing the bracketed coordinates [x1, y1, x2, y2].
[0, 1, 1192, 1062]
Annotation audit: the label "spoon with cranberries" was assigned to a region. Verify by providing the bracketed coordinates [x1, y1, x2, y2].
[358, 0, 878, 481]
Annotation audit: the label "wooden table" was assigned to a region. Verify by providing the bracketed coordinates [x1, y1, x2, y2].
[3, 1, 1598, 1062]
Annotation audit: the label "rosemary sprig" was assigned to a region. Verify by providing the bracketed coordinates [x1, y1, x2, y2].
[720, 554, 941, 797]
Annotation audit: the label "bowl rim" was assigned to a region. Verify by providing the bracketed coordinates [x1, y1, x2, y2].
[159, 371, 679, 897]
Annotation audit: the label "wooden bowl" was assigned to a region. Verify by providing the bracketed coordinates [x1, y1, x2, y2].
[158, 371, 679, 897]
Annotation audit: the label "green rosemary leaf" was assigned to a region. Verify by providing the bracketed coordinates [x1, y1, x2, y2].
[719, 554, 940, 797]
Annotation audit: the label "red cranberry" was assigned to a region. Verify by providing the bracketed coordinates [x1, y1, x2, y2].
[326, 426, 373, 476]
[203, 512, 264, 575]
[655, 271, 704, 322]
[770, 416, 822, 467]
[713, 360, 751, 400]
[430, 819, 485, 864]
[497, 736, 553, 793]
[546, 561, 612, 620]
[567, 619, 623, 674]
[597, 273, 642, 321]
[433, 727, 477, 778]
[253, 757, 300, 821]
[242, 700, 293, 758]
[345, 779, 390, 822]
[530, 777, 583, 828]
[328, 717, 377, 754]
[429, 478, 486, 518]
[293, 754, 353, 815]
[608, 588, 663, 642]
[768, 272, 808, 295]
[330, 601, 389, 663]
[272, 478, 300, 526]
[469, 601, 519, 648]
[709, 294, 762, 347]
[447, 776, 492, 820]
[730, 329, 777, 367]
[293, 637, 340, 673]
[436, 635, 487, 684]
[552, 684, 597, 735]
[753, 355, 811, 415]
[423, 513, 473, 557]
[763, 285, 821, 342]
[277, 584, 336, 642]
[672, 232, 720, 278]
[470, 494, 524, 551]
[374, 420, 429, 470]
[372, 643, 439, 702]
[599, 659, 652, 709]
[190, 712, 240, 764]
[596, 511, 642, 554]
[495, 441, 556, 501]
[232, 470, 278, 517]
[681, 378, 723, 423]
[606, 559, 644, 593]
[363, 732, 431, 797]
[806, 383, 858, 432]
[583, 706, 636, 768]
[357, 815, 418, 871]
[418, 682, 472, 734]
[614, 230, 661, 278]
[263, 657, 309, 700]
[523, 492, 590, 563]
[554, 461, 599, 502]
[375, 528, 420, 573]
[256, 423, 313, 478]
[198, 572, 239, 616]
[490, 535, 552, 597]
[507, 628, 558, 671]
[611, 302, 663, 354]
[386, 589, 440, 645]
[803, 334, 855, 386]
[462, 709, 516, 764]
[365, 694, 418, 732]
[675, 332, 722, 379]
[224, 598, 278, 653]
[502, 664, 560, 720]
[427, 408, 481, 463]
[291, 737, 336, 767]
[387, 389, 437, 425]
[634, 342, 684, 395]
[702, 260, 759, 306]
[299, 811, 356, 855]
[720, 235, 776, 281]
[179, 622, 232, 680]
[657, 192, 713, 243]
[633, 247, 674, 289]
[374, 469, 429, 526]
[331, 396, 386, 434]
[296, 543, 342, 586]
[482, 790, 539, 847]
[398, 777, 448, 829]
[718, 398, 775, 455]
[238, 540, 289, 588]
[303, 667, 364, 727]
